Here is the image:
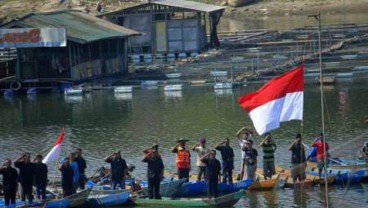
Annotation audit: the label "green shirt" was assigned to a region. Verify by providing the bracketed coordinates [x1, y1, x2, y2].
[261, 141, 277, 163]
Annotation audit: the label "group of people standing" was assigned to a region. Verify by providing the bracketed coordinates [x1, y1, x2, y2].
[58, 149, 87, 197]
[167, 127, 279, 198]
[167, 127, 333, 199]
[0, 149, 87, 207]
[0, 129, 333, 206]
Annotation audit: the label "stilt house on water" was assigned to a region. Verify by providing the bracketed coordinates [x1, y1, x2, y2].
[0, 10, 140, 92]
[98, 0, 225, 60]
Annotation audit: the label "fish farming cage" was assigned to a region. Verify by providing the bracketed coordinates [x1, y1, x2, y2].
[127, 23, 368, 80]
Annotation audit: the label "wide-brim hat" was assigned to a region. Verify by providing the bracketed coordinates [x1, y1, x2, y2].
[176, 139, 189, 143]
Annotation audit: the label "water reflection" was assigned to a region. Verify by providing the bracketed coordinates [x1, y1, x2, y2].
[164, 91, 182, 98]
[114, 93, 133, 100]
[293, 189, 308, 208]
[214, 89, 233, 96]
[64, 95, 83, 103]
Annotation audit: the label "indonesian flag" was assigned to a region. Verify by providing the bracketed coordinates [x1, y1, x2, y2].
[238, 66, 304, 135]
[42, 128, 65, 164]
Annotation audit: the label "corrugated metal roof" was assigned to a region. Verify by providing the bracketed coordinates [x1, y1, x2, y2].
[3, 10, 140, 44]
[101, 0, 225, 16]
[153, 0, 226, 13]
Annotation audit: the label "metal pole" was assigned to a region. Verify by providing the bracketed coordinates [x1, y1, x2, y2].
[316, 13, 329, 208]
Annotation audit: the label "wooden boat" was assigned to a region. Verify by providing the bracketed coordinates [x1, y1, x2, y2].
[174, 179, 253, 197]
[67, 188, 91, 207]
[274, 166, 334, 187]
[90, 188, 130, 195]
[247, 178, 277, 190]
[87, 191, 131, 207]
[133, 189, 243, 207]
[306, 175, 335, 185]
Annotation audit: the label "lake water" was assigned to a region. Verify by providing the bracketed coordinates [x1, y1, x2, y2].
[1, 11, 368, 207]
[219, 13, 368, 31]
[1, 78, 368, 207]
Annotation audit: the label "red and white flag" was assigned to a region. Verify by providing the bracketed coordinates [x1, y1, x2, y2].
[42, 128, 65, 164]
[238, 66, 304, 135]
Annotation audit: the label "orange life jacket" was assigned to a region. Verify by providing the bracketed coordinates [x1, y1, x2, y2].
[176, 150, 190, 169]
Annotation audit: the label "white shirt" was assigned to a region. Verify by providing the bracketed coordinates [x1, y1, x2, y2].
[238, 135, 253, 159]
[194, 146, 209, 167]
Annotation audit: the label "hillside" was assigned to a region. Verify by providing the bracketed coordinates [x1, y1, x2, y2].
[1, 0, 368, 24]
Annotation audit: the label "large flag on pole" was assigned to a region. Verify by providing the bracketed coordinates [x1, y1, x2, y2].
[42, 128, 65, 164]
[238, 65, 304, 135]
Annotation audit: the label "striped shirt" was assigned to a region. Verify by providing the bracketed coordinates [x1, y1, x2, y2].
[261, 141, 276, 163]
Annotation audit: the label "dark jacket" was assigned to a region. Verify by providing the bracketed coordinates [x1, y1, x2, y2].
[201, 158, 221, 180]
[105, 157, 128, 181]
[34, 162, 48, 186]
[14, 161, 34, 184]
[75, 157, 87, 174]
[59, 165, 74, 189]
[0, 167, 18, 192]
[142, 156, 164, 179]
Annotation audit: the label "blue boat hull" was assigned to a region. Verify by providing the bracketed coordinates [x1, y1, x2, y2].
[307, 168, 364, 184]
[0, 198, 69, 208]
[174, 179, 253, 197]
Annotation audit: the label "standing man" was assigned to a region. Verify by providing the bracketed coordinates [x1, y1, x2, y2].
[242, 140, 258, 180]
[142, 144, 164, 199]
[58, 158, 74, 197]
[191, 138, 209, 181]
[259, 132, 277, 180]
[104, 150, 128, 190]
[33, 154, 48, 201]
[200, 150, 221, 198]
[68, 153, 79, 194]
[288, 133, 306, 184]
[15, 152, 35, 204]
[75, 148, 87, 190]
[236, 127, 253, 180]
[359, 142, 368, 161]
[312, 133, 330, 179]
[215, 138, 235, 184]
[171, 139, 191, 182]
[0, 159, 18, 207]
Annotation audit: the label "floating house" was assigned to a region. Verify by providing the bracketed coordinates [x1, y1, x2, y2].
[98, 0, 225, 57]
[0, 10, 140, 91]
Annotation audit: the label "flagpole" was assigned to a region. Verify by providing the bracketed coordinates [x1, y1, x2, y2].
[309, 13, 329, 207]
